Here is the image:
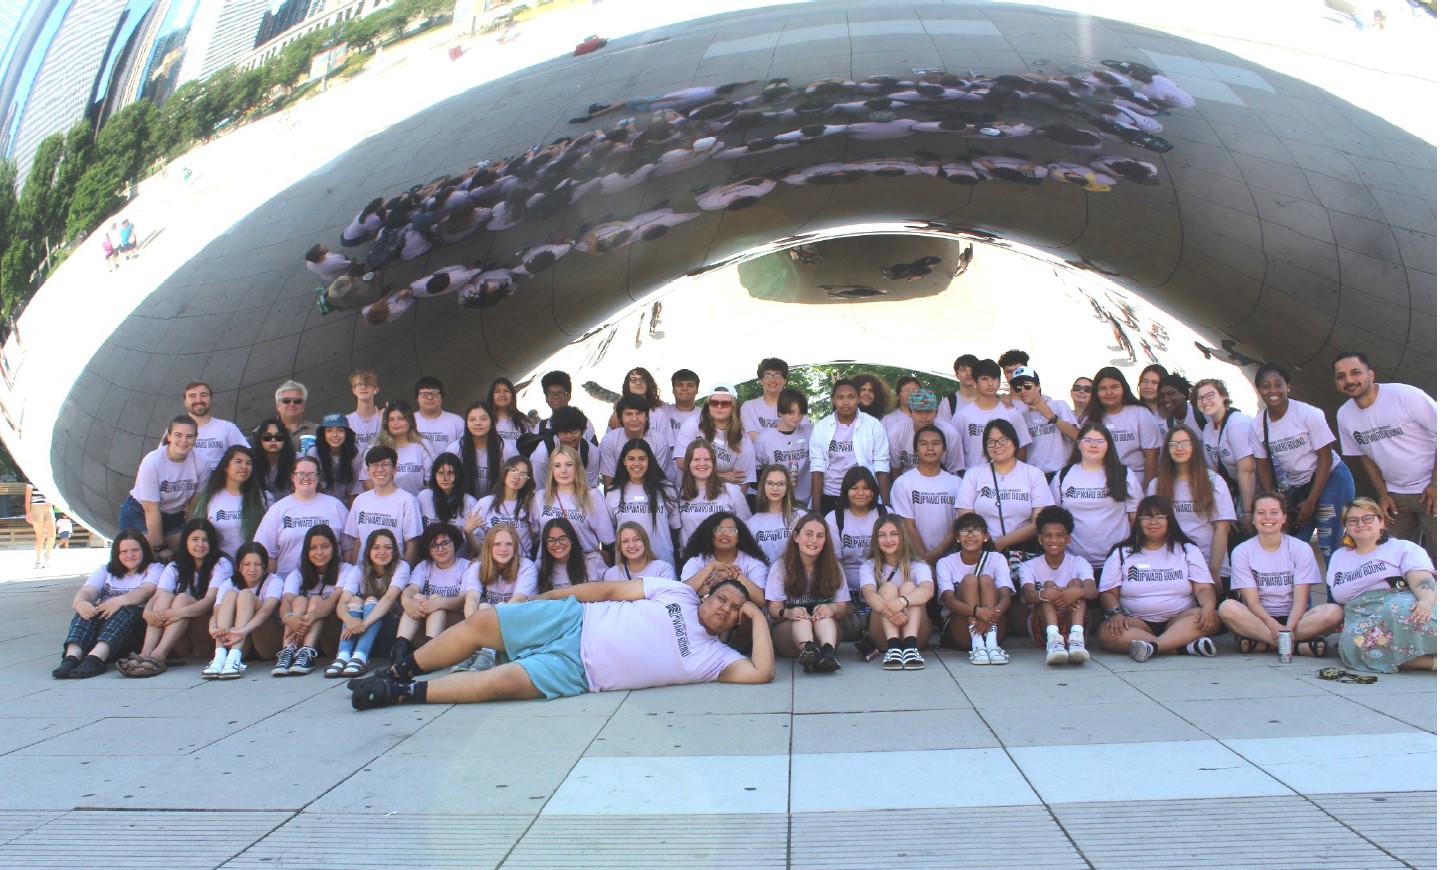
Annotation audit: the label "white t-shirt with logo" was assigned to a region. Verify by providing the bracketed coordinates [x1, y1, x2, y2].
[409, 558, 476, 598]
[1147, 474, 1236, 574]
[580, 578, 746, 691]
[418, 490, 479, 537]
[1100, 405, 1162, 476]
[131, 446, 207, 513]
[598, 428, 674, 486]
[1021, 398, 1075, 473]
[357, 441, 432, 496]
[677, 483, 752, 543]
[83, 562, 165, 603]
[1229, 536, 1318, 617]
[530, 441, 603, 492]
[934, 551, 1013, 599]
[283, 562, 361, 599]
[605, 483, 681, 566]
[747, 509, 805, 566]
[214, 572, 285, 610]
[765, 560, 852, 606]
[192, 418, 249, 474]
[445, 437, 494, 499]
[663, 405, 698, 438]
[888, 422, 964, 474]
[1100, 543, 1211, 621]
[414, 411, 466, 455]
[343, 488, 424, 560]
[1019, 553, 1095, 593]
[1250, 400, 1341, 487]
[955, 461, 1054, 539]
[889, 468, 959, 559]
[346, 409, 383, 446]
[253, 493, 350, 575]
[952, 402, 1032, 469]
[681, 552, 769, 589]
[858, 559, 932, 592]
[346, 561, 412, 597]
[1325, 538, 1435, 605]
[1337, 383, 1438, 494]
[531, 489, 617, 554]
[755, 425, 814, 504]
[674, 419, 755, 483]
[826, 508, 880, 591]
[1051, 465, 1142, 570]
[739, 396, 781, 435]
[464, 559, 538, 604]
[201, 491, 248, 559]
[1200, 411, 1256, 480]
[467, 496, 537, 555]
[157, 558, 234, 597]
[602, 560, 677, 581]
[821, 422, 860, 496]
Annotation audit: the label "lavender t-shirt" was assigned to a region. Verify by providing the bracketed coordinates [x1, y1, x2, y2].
[826, 509, 879, 591]
[1100, 543, 1210, 621]
[677, 483, 751, 543]
[253, 493, 350, 575]
[1250, 400, 1341, 487]
[1147, 474, 1236, 574]
[765, 560, 851, 606]
[1100, 405, 1161, 476]
[580, 578, 745, 691]
[955, 461, 1053, 539]
[889, 468, 958, 559]
[1337, 383, 1438, 494]
[1326, 538, 1435, 605]
[1052, 465, 1142, 570]
[754, 425, 813, 504]
[1229, 536, 1318, 617]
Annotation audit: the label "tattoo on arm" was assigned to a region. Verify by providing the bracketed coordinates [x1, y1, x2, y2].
[1417, 580, 1436, 592]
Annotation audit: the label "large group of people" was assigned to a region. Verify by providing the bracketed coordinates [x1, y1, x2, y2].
[52, 347, 1435, 711]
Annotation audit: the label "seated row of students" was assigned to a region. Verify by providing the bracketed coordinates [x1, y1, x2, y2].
[56, 482, 1435, 681]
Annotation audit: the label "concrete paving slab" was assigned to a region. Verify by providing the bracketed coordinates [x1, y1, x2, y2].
[1161, 692, 1424, 739]
[503, 814, 787, 869]
[615, 673, 794, 715]
[312, 750, 581, 815]
[223, 812, 533, 869]
[956, 667, 1150, 708]
[393, 707, 608, 757]
[1116, 662, 1326, 701]
[789, 806, 1087, 869]
[1311, 792, 1437, 870]
[1224, 732, 1436, 794]
[789, 708, 999, 754]
[586, 712, 790, 756]
[0, 717, 92, 754]
[1012, 739, 1292, 802]
[791, 748, 1039, 811]
[12, 716, 251, 757]
[543, 755, 787, 815]
[976, 699, 1209, 746]
[0, 810, 291, 870]
[793, 656, 969, 713]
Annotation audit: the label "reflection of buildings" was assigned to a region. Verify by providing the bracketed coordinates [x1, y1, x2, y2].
[239, 0, 396, 72]
[179, 0, 270, 83]
[101, 0, 174, 122]
[140, 28, 190, 104]
[0, 0, 66, 157]
[7, 0, 130, 187]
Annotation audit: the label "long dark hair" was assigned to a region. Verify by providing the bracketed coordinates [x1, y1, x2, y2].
[251, 417, 296, 494]
[315, 424, 359, 496]
[1061, 422, 1131, 502]
[231, 541, 270, 590]
[950, 511, 997, 556]
[680, 510, 769, 565]
[360, 529, 401, 598]
[190, 444, 266, 542]
[1137, 363, 1169, 404]
[621, 367, 663, 409]
[606, 438, 676, 519]
[1157, 424, 1216, 518]
[298, 524, 340, 594]
[1119, 495, 1194, 554]
[459, 400, 503, 498]
[539, 518, 587, 592]
[1085, 366, 1145, 423]
[833, 466, 883, 531]
[781, 512, 845, 600]
[108, 529, 156, 577]
[487, 455, 535, 523]
[852, 372, 889, 419]
[488, 377, 531, 434]
[426, 452, 469, 522]
[172, 518, 225, 599]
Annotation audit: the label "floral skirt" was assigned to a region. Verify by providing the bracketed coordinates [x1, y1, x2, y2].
[1339, 588, 1436, 674]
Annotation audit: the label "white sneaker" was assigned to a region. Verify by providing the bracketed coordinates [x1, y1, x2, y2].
[1067, 635, 1090, 664]
[969, 647, 991, 666]
[988, 647, 1010, 665]
[1129, 640, 1155, 662]
[1045, 637, 1069, 666]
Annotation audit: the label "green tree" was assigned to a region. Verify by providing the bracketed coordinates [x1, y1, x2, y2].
[64, 156, 127, 238]
[736, 364, 956, 421]
[93, 101, 159, 182]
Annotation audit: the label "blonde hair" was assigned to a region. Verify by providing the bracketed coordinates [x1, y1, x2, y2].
[868, 514, 921, 584]
[615, 521, 658, 566]
[477, 524, 523, 587]
[542, 444, 596, 514]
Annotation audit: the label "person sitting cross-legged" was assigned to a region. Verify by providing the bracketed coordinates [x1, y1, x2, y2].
[348, 576, 774, 709]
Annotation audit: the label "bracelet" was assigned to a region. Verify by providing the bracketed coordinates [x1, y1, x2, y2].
[899, 595, 909, 607]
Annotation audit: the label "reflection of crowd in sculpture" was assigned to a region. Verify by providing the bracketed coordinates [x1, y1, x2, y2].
[300, 62, 1185, 321]
[54, 344, 1435, 711]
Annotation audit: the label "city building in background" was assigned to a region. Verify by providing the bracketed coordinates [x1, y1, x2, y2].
[100, 0, 172, 121]
[178, 0, 268, 83]
[239, 0, 393, 72]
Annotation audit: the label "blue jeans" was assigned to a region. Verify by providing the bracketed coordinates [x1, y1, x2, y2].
[1293, 461, 1355, 559]
[118, 497, 185, 537]
[336, 601, 384, 660]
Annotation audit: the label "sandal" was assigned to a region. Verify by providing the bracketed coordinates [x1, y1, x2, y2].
[1235, 635, 1271, 655]
[126, 656, 167, 678]
[1300, 637, 1328, 658]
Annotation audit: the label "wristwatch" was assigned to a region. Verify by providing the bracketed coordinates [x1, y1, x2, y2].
[1105, 606, 1125, 617]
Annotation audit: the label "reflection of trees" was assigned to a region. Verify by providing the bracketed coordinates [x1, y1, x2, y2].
[735, 363, 956, 420]
[0, 0, 453, 320]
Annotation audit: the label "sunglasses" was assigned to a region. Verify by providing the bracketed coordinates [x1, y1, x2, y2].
[1071, 385, 1092, 393]
[259, 433, 284, 442]
[1011, 382, 1035, 391]
[708, 399, 734, 408]
[278, 397, 304, 405]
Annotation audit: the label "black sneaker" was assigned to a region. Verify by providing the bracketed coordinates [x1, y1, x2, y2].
[797, 641, 821, 673]
[390, 637, 413, 669]
[816, 645, 841, 673]
[351, 677, 414, 710]
[52, 655, 80, 679]
[288, 646, 318, 675]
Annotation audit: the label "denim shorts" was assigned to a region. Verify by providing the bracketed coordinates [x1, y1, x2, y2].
[118, 496, 186, 537]
[496, 597, 589, 699]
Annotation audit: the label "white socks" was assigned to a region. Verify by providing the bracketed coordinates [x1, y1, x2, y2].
[208, 648, 227, 669]
[971, 633, 988, 651]
[985, 627, 1000, 649]
[1046, 625, 1062, 644]
[224, 647, 243, 667]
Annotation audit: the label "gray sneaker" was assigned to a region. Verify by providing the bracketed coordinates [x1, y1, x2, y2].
[1045, 637, 1069, 666]
[1129, 640, 1155, 663]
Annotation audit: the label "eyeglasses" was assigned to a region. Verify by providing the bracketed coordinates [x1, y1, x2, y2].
[544, 536, 570, 546]
[367, 461, 394, 470]
[1072, 385, 1092, 394]
[545, 389, 568, 399]
[760, 373, 785, 381]
[713, 526, 740, 536]
[1079, 437, 1107, 446]
[259, 433, 284, 442]
[957, 528, 986, 537]
[1167, 440, 1193, 450]
[416, 390, 441, 399]
[292, 472, 318, 480]
[763, 480, 788, 488]
[428, 540, 453, 551]
[1195, 393, 1219, 404]
[985, 436, 1014, 448]
[627, 376, 646, 384]
[505, 468, 529, 477]
[278, 397, 304, 405]
[1139, 515, 1169, 524]
[1344, 516, 1380, 528]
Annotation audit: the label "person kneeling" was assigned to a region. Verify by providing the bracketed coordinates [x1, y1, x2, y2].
[349, 577, 773, 709]
[1020, 507, 1094, 665]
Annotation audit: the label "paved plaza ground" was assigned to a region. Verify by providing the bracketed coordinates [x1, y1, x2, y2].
[0, 550, 1436, 868]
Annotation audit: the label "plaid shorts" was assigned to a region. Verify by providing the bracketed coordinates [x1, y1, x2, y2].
[65, 605, 145, 660]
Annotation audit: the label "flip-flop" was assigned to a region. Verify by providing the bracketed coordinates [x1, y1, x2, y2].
[1300, 637, 1329, 658]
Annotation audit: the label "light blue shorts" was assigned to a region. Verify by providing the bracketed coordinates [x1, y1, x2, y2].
[495, 597, 588, 699]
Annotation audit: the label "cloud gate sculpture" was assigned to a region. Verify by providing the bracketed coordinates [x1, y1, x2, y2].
[7, 2, 1438, 536]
